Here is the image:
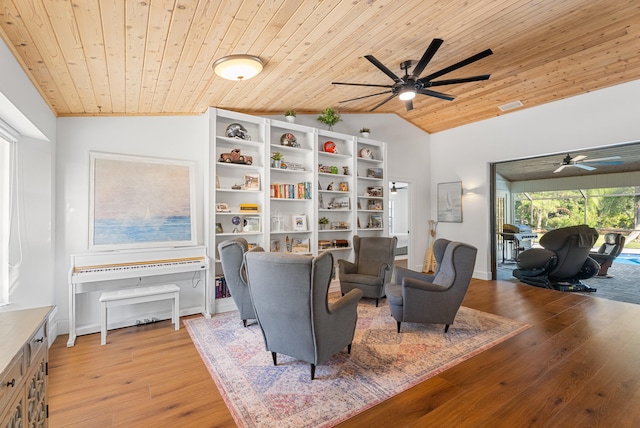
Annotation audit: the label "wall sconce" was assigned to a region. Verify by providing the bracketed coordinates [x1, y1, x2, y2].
[391, 182, 398, 194]
[463, 187, 479, 195]
[213, 55, 263, 81]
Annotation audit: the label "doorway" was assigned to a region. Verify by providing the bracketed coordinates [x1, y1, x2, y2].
[389, 180, 410, 268]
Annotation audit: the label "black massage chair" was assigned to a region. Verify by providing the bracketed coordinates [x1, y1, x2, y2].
[589, 233, 626, 277]
[512, 224, 600, 292]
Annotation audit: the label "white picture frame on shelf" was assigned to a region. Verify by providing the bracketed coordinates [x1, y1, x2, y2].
[369, 214, 383, 229]
[292, 238, 310, 253]
[292, 214, 307, 231]
[215, 202, 230, 212]
[243, 216, 261, 232]
[366, 186, 383, 197]
[244, 173, 260, 190]
[366, 168, 383, 179]
[368, 199, 383, 210]
[331, 196, 350, 209]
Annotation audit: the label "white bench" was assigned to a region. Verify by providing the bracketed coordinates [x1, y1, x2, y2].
[99, 284, 180, 345]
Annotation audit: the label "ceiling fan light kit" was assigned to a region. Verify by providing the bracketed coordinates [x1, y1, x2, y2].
[213, 54, 263, 81]
[399, 86, 416, 101]
[333, 38, 493, 111]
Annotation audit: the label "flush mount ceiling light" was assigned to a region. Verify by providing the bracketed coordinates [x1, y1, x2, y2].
[213, 55, 263, 81]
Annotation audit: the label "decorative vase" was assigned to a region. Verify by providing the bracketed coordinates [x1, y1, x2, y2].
[285, 115, 295, 123]
[272, 159, 281, 168]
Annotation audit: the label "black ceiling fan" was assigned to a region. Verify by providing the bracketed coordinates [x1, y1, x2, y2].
[332, 38, 493, 112]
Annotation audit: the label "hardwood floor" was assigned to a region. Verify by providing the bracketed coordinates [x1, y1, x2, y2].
[48, 279, 640, 427]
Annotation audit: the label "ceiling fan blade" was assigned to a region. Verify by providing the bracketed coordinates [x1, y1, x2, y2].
[427, 74, 491, 87]
[404, 99, 414, 111]
[332, 82, 394, 88]
[365, 55, 403, 83]
[575, 163, 596, 171]
[338, 90, 393, 103]
[572, 155, 588, 162]
[369, 93, 398, 111]
[554, 165, 568, 173]
[583, 155, 622, 163]
[587, 160, 624, 165]
[419, 48, 493, 82]
[410, 38, 444, 79]
[418, 88, 454, 101]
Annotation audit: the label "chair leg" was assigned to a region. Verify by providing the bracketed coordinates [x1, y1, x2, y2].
[347, 343, 352, 354]
[444, 324, 450, 333]
[242, 319, 247, 327]
[271, 352, 277, 366]
[311, 364, 316, 380]
[396, 321, 401, 333]
[375, 298, 379, 307]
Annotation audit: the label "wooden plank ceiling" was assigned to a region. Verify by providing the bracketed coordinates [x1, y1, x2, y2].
[0, 0, 639, 133]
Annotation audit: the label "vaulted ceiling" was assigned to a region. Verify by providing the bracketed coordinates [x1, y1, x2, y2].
[0, 0, 639, 133]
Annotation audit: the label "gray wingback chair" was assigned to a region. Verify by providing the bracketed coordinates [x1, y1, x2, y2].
[244, 251, 362, 380]
[385, 240, 477, 333]
[338, 235, 397, 307]
[217, 237, 257, 327]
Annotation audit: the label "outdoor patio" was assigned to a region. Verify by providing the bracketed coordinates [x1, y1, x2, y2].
[498, 253, 640, 305]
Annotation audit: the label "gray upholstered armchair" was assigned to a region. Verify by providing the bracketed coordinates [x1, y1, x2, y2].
[244, 251, 362, 380]
[217, 237, 258, 327]
[385, 240, 477, 333]
[338, 235, 397, 307]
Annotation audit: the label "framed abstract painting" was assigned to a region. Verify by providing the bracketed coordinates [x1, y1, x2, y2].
[89, 152, 196, 249]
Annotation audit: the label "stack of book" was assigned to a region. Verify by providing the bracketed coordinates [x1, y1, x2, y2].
[215, 275, 231, 298]
[270, 182, 312, 199]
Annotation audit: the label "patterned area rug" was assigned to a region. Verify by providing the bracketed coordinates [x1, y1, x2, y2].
[185, 301, 529, 428]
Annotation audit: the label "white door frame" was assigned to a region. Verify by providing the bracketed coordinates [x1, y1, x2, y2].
[388, 178, 412, 268]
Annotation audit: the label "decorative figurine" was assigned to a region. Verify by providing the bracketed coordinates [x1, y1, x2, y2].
[343, 166, 349, 175]
[327, 182, 334, 191]
[232, 216, 241, 233]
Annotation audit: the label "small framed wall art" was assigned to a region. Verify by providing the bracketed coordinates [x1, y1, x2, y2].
[437, 181, 463, 223]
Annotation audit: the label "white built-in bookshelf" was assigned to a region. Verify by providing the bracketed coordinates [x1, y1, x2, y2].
[206, 108, 387, 312]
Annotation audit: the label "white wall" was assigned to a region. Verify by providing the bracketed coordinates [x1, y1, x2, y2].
[431, 79, 640, 279]
[55, 115, 209, 334]
[0, 36, 56, 317]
